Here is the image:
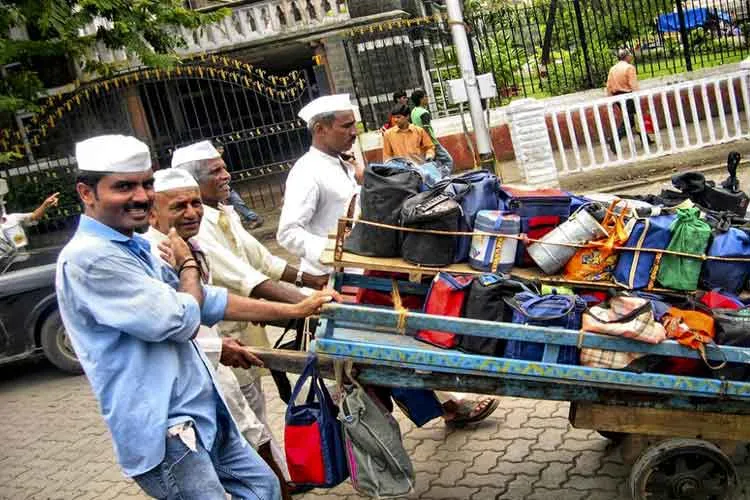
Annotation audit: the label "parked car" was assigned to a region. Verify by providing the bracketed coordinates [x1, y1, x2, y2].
[0, 242, 81, 374]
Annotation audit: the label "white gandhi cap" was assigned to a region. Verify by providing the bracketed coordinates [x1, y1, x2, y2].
[75, 135, 151, 173]
[153, 168, 199, 193]
[298, 94, 355, 124]
[171, 140, 221, 168]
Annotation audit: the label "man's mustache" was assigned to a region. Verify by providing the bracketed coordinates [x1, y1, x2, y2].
[124, 201, 152, 211]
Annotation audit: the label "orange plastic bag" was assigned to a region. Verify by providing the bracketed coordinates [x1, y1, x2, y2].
[563, 201, 629, 282]
[662, 307, 726, 370]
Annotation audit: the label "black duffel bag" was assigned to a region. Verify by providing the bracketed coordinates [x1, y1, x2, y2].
[400, 189, 463, 266]
[345, 164, 422, 257]
[459, 274, 538, 356]
[715, 308, 750, 347]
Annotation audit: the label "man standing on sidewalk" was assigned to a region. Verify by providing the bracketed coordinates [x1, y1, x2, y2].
[606, 48, 647, 153]
[56, 134, 337, 499]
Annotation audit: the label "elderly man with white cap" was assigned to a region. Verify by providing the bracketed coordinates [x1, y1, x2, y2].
[277, 94, 361, 277]
[56, 134, 339, 500]
[171, 140, 325, 470]
[142, 167, 293, 500]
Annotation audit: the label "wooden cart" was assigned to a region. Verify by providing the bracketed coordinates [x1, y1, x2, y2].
[255, 237, 750, 500]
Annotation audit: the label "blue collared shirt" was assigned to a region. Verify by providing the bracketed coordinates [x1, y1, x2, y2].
[56, 215, 229, 476]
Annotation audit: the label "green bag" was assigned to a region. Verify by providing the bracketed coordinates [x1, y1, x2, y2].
[656, 208, 711, 291]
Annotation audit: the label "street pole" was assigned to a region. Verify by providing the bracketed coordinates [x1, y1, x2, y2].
[445, 0, 497, 176]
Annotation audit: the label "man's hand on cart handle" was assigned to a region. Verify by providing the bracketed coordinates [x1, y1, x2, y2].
[220, 338, 264, 369]
[293, 289, 343, 317]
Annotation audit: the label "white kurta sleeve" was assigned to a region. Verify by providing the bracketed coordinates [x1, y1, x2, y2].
[227, 212, 287, 282]
[277, 167, 328, 264]
[197, 238, 270, 298]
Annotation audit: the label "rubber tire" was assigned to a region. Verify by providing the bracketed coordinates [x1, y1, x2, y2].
[40, 310, 83, 375]
[629, 438, 739, 500]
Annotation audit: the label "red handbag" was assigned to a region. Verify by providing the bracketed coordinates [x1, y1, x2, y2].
[355, 270, 425, 310]
[416, 273, 474, 348]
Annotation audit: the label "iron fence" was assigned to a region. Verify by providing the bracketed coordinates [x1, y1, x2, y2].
[1, 59, 314, 245]
[346, 0, 750, 130]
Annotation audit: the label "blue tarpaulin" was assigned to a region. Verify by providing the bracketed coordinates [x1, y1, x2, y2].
[657, 7, 731, 32]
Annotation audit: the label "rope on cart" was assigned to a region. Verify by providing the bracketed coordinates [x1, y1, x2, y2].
[391, 279, 408, 335]
[335, 218, 750, 263]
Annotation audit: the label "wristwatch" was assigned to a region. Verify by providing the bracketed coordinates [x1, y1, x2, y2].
[295, 269, 304, 288]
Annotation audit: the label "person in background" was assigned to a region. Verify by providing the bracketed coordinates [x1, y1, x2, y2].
[380, 90, 409, 132]
[277, 94, 361, 278]
[606, 48, 651, 153]
[228, 189, 264, 230]
[143, 167, 292, 500]
[1, 192, 59, 249]
[56, 134, 338, 500]
[382, 104, 436, 164]
[410, 89, 454, 175]
[210, 144, 264, 230]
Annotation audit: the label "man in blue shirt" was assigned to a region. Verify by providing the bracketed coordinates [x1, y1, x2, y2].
[56, 135, 338, 500]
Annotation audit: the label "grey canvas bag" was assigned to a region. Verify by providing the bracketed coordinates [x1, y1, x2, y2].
[335, 362, 415, 499]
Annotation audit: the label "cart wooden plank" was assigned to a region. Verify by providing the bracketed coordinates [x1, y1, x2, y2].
[320, 239, 692, 296]
[570, 402, 750, 441]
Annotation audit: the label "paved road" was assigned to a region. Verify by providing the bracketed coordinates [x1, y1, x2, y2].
[3, 355, 750, 500]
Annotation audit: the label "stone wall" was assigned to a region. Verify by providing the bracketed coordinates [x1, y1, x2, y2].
[324, 35, 356, 95]
[347, 0, 423, 17]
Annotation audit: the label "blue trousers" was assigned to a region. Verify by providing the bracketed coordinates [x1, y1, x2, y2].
[133, 415, 280, 500]
[434, 142, 454, 176]
[228, 190, 261, 223]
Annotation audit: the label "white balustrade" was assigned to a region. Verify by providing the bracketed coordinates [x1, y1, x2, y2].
[546, 69, 750, 175]
[83, 0, 350, 67]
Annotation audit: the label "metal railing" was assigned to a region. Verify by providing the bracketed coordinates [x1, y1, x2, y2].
[467, 0, 750, 101]
[547, 69, 750, 174]
[345, 0, 750, 130]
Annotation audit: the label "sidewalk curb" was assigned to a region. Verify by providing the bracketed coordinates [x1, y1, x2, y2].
[591, 160, 750, 194]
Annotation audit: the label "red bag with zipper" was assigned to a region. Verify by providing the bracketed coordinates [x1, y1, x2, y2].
[416, 273, 474, 349]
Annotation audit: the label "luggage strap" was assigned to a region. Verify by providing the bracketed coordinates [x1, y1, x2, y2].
[391, 279, 409, 335]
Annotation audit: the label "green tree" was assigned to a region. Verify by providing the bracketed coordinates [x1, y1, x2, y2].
[0, 0, 228, 131]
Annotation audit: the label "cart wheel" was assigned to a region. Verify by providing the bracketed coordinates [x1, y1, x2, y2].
[598, 430, 627, 444]
[629, 438, 739, 500]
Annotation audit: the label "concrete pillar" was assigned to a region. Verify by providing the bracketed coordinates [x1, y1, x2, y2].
[506, 99, 560, 188]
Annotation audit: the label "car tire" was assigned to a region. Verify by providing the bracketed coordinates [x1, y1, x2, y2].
[40, 310, 83, 375]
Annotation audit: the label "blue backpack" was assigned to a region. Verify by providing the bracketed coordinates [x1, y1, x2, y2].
[613, 215, 675, 289]
[503, 292, 585, 365]
[436, 170, 500, 263]
[701, 228, 750, 294]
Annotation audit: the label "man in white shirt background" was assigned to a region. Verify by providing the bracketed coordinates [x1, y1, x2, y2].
[142, 167, 292, 500]
[278, 95, 499, 427]
[1, 189, 59, 250]
[277, 94, 362, 277]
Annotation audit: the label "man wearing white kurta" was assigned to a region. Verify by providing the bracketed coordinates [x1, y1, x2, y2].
[277, 94, 361, 276]
[278, 95, 499, 427]
[142, 168, 291, 499]
[172, 141, 327, 496]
